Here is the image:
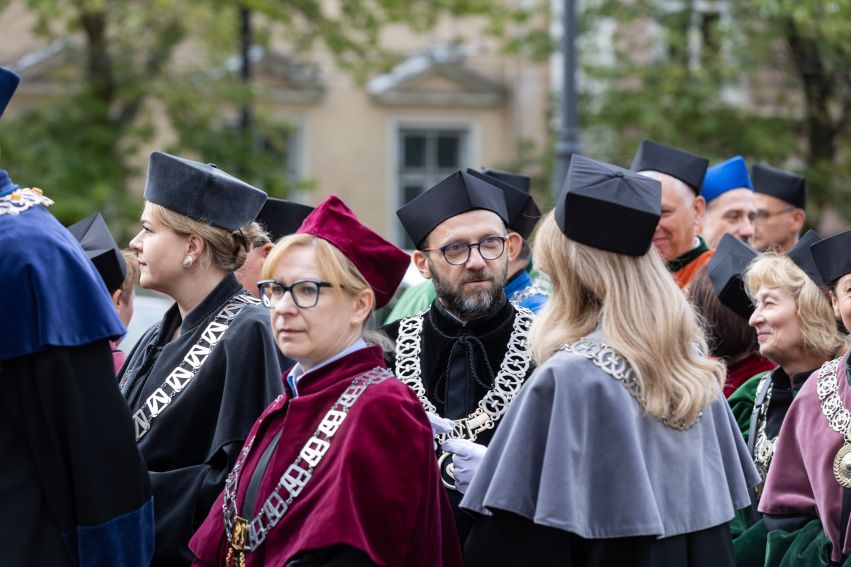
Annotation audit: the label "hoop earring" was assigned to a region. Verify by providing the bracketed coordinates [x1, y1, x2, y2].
[182, 255, 194, 269]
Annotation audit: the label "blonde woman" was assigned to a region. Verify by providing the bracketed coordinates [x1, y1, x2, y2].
[190, 196, 462, 566]
[728, 231, 847, 566]
[119, 152, 288, 565]
[461, 155, 757, 567]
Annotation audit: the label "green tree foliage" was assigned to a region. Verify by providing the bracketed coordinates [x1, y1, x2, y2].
[580, 0, 851, 222]
[0, 0, 537, 242]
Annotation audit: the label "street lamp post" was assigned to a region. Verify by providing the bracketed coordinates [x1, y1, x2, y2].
[553, 0, 581, 198]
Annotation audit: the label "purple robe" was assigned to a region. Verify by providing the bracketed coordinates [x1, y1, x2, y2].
[759, 352, 851, 563]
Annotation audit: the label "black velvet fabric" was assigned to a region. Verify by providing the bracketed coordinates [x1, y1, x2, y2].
[465, 510, 736, 567]
[119, 274, 287, 564]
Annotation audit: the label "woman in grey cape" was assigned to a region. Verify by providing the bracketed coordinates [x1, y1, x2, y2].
[460, 155, 759, 567]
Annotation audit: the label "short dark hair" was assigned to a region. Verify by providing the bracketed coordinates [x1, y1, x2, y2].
[688, 267, 757, 360]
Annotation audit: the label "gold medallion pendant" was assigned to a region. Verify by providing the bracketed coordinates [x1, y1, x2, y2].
[226, 516, 249, 567]
[834, 444, 851, 488]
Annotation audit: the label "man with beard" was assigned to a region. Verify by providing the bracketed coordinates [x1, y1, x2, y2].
[381, 170, 536, 545]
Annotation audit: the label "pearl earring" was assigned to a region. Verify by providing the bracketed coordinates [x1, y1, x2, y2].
[182, 255, 194, 269]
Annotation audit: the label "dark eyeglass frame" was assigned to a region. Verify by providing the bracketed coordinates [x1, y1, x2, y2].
[754, 206, 796, 221]
[421, 235, 507, 266]
[257, 279, 333, 309]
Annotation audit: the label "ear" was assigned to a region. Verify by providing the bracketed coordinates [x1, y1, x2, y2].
[352, 288, 374, 323]
[830, 290, 841, 321]
[791, 209, 806, 233]
[111, 288, 123, 309]
[506, 232, 523, 262]
[692, 195, 706, 223]
[412, 250, 432, 280]
[260, 242, 274, 258]
[186, 234, 205, 259]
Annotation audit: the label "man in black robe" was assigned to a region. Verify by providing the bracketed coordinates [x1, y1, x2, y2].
[382, 170, 536, 543]
[0, 66, 153, 566]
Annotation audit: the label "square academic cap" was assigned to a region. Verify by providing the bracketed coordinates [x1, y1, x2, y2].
[701, 156, 753, 203]
[631, 140, 709, 194]
[556, 154, 661, 256]
[707, 234, 759, 319]
[811, 229, 851, 285]
[396, 170, 509, 248]
[467, 168, 540, 239]
[0, 67, 20, 118]
[255, 198, 314, 242]
[67, 212, 127, 292]
[752, 164, 807, 210]
[787, 230, 823, 286]
[144, 151, 267, 231]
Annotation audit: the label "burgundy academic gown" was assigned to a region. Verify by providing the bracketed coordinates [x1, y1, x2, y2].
[189, 346, 463, 567]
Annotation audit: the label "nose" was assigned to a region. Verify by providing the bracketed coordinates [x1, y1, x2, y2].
[129, 230, 143, 252]
[748, 306, 763, 328]
[273, 289, 300, 317]
[466, 247, 487, 270]
[739, 220, 754, 239]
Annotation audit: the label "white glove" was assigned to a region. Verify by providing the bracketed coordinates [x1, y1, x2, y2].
[426, 412, 454, 450]
[426, 412, 454, 436]
[442, 439, 487, 494]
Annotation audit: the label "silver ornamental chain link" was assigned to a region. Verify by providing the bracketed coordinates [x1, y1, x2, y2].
[753, 375, 776, 478]
[817, 358, 851, 441]
[223, 367, 392, 552]
[131, 294, 258, 441]
[395, 303, 534, 443]
[559, 339, 696, 431]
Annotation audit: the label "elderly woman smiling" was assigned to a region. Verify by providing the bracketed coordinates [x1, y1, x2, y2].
[190, 195, 463, 567]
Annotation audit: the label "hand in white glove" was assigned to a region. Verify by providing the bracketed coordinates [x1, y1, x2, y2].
[442, 439, 487, 494]
[426, 412, 454, 450]
[426, 412, 454, 436]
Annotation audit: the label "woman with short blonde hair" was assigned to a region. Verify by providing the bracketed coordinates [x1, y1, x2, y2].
[190, 195, 462, 566]
[462, 155, 757, 567]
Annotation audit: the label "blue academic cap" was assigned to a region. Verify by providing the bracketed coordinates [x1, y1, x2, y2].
[701, 156, 753, 203]
[0, 67, 20, 118]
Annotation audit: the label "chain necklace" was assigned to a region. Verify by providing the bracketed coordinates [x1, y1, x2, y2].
[222, 367, 392, 564]
[394, 302, 534, 489]
[559, 338, 698, 430]
[816, 358, 851, 488]
[752, 374, 776, 498]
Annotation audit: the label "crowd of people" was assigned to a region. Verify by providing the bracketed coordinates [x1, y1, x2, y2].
[4, 59, 851, 567]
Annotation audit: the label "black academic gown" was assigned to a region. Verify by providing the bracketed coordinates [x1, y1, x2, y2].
[0, 340, 153, 566]
[120, 274, 287, 565]
[381, 297, 535, 542]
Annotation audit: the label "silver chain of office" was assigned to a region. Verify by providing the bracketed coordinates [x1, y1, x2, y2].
[223, 366, 392, 552]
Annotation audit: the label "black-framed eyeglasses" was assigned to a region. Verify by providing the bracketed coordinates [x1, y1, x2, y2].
[755, 207, 796, 221]
[257, 279, 333, 309]
[421, 236, 507, 266]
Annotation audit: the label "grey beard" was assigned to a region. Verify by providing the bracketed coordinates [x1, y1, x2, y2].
[430, 260, 508, 320]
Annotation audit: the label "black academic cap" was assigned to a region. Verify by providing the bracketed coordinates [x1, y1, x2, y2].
[396, 170, 509, 248]
[707, 234, 759, 319]
[630, 140, 709, 194]
[0, 67, 20, 118]
[67, 212, 127, 292]
[811, 229, 851, 285]
[555, 154, 661, 256]
[787, 230, 823, 286]
[255, 198, 314, 242]
[480, 168, 531, 194]
[143, 151, 267, 231]
[467, 168, 541, 239]
[751, 164, 807, 210]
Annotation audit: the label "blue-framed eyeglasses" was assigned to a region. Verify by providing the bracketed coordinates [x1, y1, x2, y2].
[257, 279, 333, 309]
[421, 236, 507, 266]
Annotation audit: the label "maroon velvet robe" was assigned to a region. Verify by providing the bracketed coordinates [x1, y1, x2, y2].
[189, 346, 462, 566]
[759, 351, 851, 563]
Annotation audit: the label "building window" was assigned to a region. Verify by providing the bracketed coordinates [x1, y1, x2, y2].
[398, 127, 469, 247]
